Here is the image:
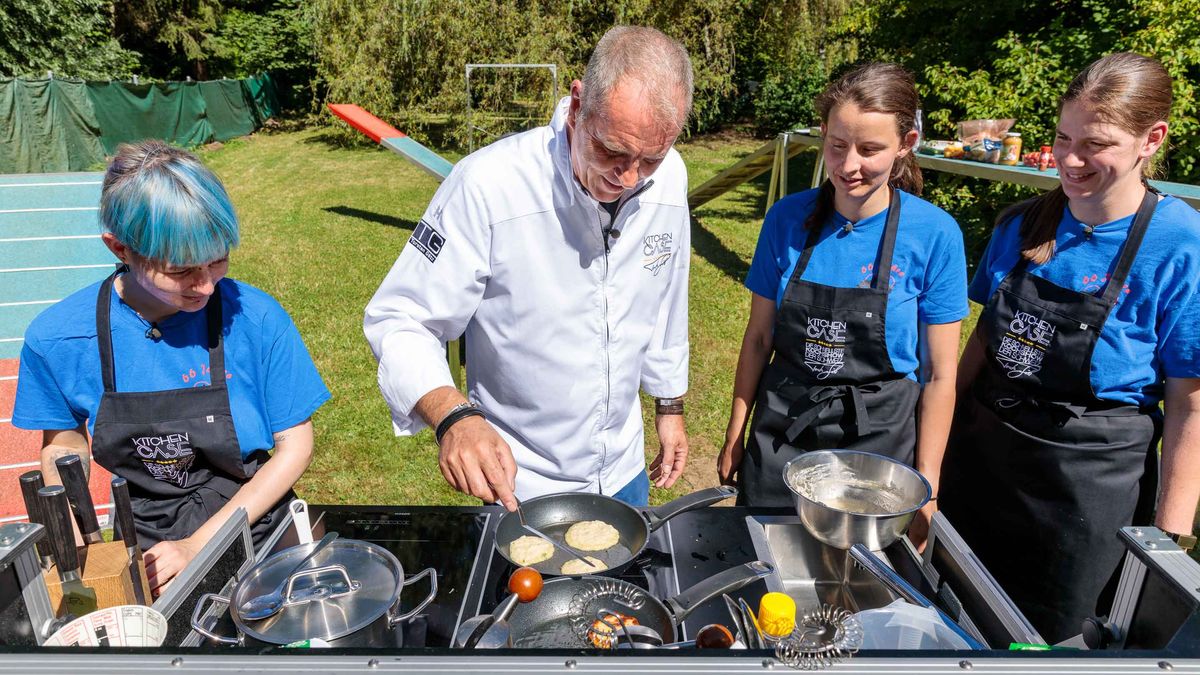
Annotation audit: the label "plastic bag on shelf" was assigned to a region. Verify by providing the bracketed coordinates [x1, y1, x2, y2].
[956, 119, 1016, 163]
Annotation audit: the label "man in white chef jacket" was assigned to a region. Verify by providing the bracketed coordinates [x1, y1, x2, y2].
[364, 26, 694, 511]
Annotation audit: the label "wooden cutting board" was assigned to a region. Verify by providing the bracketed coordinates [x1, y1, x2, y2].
[44, 541, 151, 615]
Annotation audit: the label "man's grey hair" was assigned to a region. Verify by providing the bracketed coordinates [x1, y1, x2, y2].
[578, 26, 694, 132]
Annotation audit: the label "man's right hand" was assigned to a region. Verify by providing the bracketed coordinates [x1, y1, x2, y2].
[438, 415, 519, 511]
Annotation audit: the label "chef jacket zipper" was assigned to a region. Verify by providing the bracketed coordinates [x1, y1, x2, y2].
[595, 179, 653, 493]
[596, 206, 611, 493]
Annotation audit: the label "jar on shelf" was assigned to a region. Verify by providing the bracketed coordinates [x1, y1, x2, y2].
[1001, 132, 1022, 166]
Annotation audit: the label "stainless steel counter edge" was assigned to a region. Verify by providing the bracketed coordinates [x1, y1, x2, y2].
[0, 653, 1197, 673]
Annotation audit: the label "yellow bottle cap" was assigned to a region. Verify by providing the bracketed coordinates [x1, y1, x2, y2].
[757, 592, 797, 637]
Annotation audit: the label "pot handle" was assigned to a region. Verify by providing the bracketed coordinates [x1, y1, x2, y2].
[282, 563, 359, 606]
[388, 567, 439, 627]
[189, 593, 241, 646]
[664, 560, 774, 625]
[644, 486, 737, 532]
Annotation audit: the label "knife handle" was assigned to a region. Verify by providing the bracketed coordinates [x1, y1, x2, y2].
[39, 485, 80, 581]
[54, 455, 101, 544]
[110, 477, 138, 549]
[18, 471, 53, 563]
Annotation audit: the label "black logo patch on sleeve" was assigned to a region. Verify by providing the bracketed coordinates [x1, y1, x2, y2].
[409, 219, 446, 263]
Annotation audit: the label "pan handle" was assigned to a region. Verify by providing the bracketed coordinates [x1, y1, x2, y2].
[388, 567, 439, 627]
[190, 593, 241, 645]
[644, 486, 737, 532]
[664, 560, 774, 625]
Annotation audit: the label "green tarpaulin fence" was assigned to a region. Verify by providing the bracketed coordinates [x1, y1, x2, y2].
[0, 73, 278, 173]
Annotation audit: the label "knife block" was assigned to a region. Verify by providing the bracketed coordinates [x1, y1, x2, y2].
[43, 542, 152, 615]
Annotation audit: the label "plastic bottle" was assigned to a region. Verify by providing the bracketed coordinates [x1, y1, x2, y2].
[1038, 145, 1052, 171]
[1001, 132, 1022, 166]
[757, 592, 797, 643]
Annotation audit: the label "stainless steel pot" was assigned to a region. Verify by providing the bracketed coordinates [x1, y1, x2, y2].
[190, 537, 437, 647]
[783, 450, 931, 550]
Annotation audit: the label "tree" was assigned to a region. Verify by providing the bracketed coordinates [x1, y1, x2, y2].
[209, 0, 315, 110]
[0, 0, 140, 78]
[112, 0, 223, 80]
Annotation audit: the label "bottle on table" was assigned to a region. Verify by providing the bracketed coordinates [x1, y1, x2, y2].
[1038, 145, 1053, 171]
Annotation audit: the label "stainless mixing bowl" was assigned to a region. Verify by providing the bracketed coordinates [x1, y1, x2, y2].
[783, 450, 932, 550]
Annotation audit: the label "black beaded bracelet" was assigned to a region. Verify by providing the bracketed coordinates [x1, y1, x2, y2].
[435, 403, 486, 445]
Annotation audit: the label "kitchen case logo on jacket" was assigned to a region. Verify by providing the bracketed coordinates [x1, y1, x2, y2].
[643, 232, 674, 275]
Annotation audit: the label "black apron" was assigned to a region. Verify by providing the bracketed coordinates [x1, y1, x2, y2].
[940, 190, 1162, 644]
[740, 190, 921, 506]
[90, 269, 291, 552]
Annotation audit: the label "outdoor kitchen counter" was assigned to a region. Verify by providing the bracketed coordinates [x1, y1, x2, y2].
[1, 503, 1197, 673]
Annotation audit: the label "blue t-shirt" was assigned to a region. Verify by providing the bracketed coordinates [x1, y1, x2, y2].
[969, 195, 1200, 406]
[13, 276, 331, 458]
[745, 189, 969, 381]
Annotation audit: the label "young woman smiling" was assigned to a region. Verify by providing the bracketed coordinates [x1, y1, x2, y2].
[939, 53, 1200, 643]
[718, 63, 968, 547]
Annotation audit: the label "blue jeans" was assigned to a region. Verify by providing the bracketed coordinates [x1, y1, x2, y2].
[611, 471, 650, 507]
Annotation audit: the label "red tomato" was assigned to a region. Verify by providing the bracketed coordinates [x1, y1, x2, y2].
[508, 567, 544, 603]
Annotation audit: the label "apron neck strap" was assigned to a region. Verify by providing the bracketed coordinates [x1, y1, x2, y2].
[96, 269, 119, 393]
[1099, 188, 1158, 305]
[206, 283, 226, 382]
[795, 188, 901, 291]
[873, 189, 902, 290]
[1010, 188, 1158, 302]
[96, 265, 226, 393]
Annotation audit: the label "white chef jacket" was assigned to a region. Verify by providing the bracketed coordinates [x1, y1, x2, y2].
[364, 97, 691, 499]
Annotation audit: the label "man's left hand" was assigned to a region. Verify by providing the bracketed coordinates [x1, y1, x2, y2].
[650, 414, 688, 489]
[144, 537, 202, 597]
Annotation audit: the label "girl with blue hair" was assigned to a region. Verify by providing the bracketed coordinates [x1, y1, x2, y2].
[13, 140, 330, 594]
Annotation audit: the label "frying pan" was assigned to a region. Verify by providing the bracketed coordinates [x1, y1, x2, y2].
[504, 560, 774, 648]
[495, 486, 737, 577]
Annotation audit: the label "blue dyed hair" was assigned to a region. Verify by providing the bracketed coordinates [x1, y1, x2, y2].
[100, 140, 239, 266]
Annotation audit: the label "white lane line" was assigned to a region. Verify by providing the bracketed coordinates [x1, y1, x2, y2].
[0, 460, 39, 471]
[0, 207, 98, 214]
[0, 181, 102, 188]
[0, 263, 113, 273]
[0, 299, 58, 307]
[0, 234, 100, 243]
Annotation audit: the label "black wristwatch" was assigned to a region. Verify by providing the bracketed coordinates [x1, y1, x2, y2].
[1164, 530, 1198, 552]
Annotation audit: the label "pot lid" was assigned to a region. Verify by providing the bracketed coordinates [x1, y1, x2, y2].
[232, 538, 403, 644]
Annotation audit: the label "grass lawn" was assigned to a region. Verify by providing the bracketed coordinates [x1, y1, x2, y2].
[200, 126, 980, 507]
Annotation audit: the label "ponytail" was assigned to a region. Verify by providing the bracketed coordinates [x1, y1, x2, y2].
[994, 187, 1067, 265]
[890, 151, 923, 196]
[804, 179, 837, 231]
